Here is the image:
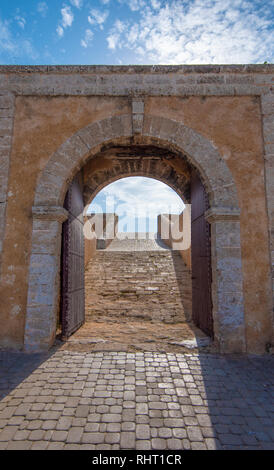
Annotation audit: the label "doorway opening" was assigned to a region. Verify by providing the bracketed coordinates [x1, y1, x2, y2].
[58, 144, 214, 353]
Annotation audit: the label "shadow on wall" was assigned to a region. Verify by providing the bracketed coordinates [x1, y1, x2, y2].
[157, 213, 191, 269]
[171, 250, 192, 323]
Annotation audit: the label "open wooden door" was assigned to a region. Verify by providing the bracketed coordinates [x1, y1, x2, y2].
[191, 170, 213, 337]
[61, 172, 85, 340]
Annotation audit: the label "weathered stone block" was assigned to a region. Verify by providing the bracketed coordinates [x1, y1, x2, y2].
[261, 93, 274, 115]
[0, 94, 14, 109]
[0, 118, 13, 136]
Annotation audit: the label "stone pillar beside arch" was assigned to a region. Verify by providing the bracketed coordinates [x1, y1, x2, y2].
[205, 207, 245, 353]
[24, 206, 68, 352]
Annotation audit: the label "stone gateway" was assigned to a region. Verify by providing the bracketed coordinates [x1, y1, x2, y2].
[0, 65, 273, 354]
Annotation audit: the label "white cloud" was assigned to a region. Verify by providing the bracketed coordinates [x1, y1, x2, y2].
[88, 9, 109, 30]
[81, 29, 94, 48]
[70, 0, 83, 8]
[15, 16, 26, 29]
[61, 5, 74, 27]
[150, 0, 161, 9]
[56, 25, 64, 37]
[107, 0, 274, 64]
[57, 5, 74, 37]
[0, 17, 38, 61]
[0, 18, 16, 53]
[107, 19, 127, 49]
[128, 0, 146, 12]
[37, 2, 48, 17]
[119, 0, 146, 12]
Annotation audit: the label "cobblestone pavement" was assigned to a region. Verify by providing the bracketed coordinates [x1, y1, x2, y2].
[0, 349, 273, 450]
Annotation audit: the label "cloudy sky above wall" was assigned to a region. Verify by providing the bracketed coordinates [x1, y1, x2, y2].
[88, 177, 185, 232]
[0, 0, 273, 65]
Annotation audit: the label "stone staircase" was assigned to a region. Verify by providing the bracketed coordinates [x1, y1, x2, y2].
[85, 234, 192, 324]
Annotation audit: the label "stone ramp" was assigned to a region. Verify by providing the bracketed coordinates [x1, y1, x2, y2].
[85, 247, 192, 324]
[103, 232, 171, 251]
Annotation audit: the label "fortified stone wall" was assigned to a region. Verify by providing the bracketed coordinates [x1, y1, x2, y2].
[0, 65, 272, 353]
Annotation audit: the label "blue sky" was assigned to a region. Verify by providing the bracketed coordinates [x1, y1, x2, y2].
[88, 177, 185, 232]
[0, 0, 273, 65]
[1, 1, 273, 232]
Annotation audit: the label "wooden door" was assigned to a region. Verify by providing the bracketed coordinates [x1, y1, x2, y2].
[61, 172, 85, 340]
[191, 171, 213, 337]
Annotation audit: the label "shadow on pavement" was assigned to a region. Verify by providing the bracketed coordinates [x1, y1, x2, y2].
[0, 346, 61, 402]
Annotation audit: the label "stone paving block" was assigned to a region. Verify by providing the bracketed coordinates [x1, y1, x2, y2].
[136, 424, 150, 440]
[151, 438, 167, 449]
[136, 403, 148, 414]
[191, 441, 207, 450]
[102, 413, 122, 423]
[106, 423, 121, 432]
[87, 413, 101, 423]
[64, 444, 81, 450]
[180, 404, 195, 416]
[67, 427, 84, 444]
[82, 432, 104, 444]
[0, 419, 8, 429]
[184, 416, 199, 425]
[149, 402, 167, 410]
[51, 430, 68, 442]
[105, 432, 120, 444]
[197, 414, 212, 427]
[122, 409, 135, 421]
[136, 440, 151, 450]
[8, 416, 25, 426]
[164, 418, 184, 427]
[27, 420, 43, 430]
[187, 426, 203, 442]
[31, 441, 49, 450]
[28, 430, 46, 441]
[42, 420, 57, 430]
[218, 433, 243, 446]
[75, 405, 90, 418]
[85, 422, 100, 432]
[120, 432, 136, 449]
[6, 441, 32, 450]
[0, 407, 17, 419]
[56, 416, 73, 430]
[13, 429, 31, 441]
[167, 438, 184, 449]
[0, 426, 18, 441]
[205, 438, 220, 450]
[121, 421, 135, 431]
[47, 442, 65, 450]
[172, 428, 187, 439]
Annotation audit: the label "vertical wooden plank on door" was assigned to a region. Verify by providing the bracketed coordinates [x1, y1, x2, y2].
[191, 170, 213, 337]
[61, 172, 85, 340]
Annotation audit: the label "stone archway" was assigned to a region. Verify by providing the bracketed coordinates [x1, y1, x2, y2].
[24, 113, 245, 353]
[82, 143, 192, 206]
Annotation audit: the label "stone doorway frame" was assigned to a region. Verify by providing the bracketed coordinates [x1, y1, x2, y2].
[24, 112, 245, 353]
